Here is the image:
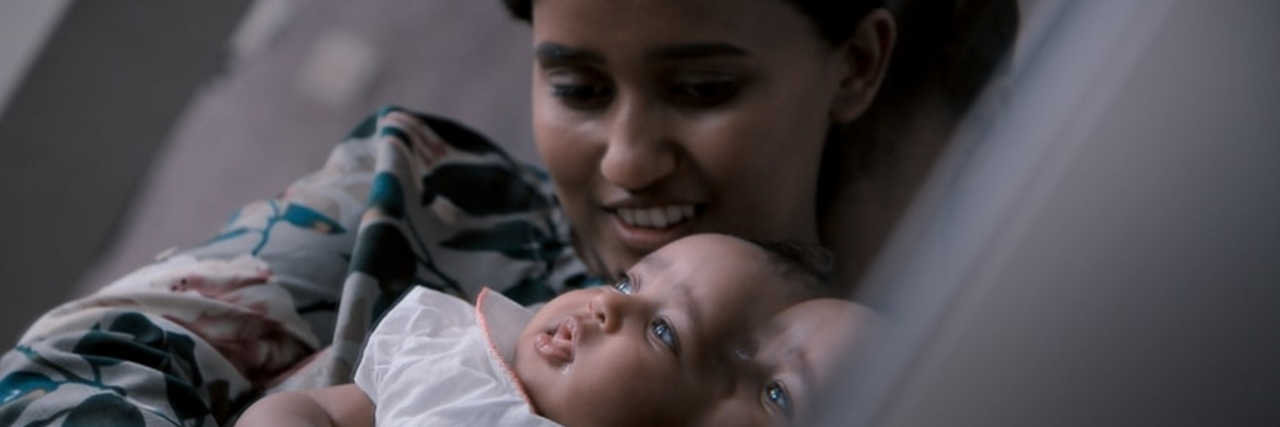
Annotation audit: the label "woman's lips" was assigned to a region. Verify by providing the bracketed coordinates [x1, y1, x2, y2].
[534, 317, 578, 366]
[606, 205, 703, 253]
[615, 205, 697, 228]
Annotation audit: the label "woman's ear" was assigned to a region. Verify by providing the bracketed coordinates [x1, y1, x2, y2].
[830, 8, 896, 123]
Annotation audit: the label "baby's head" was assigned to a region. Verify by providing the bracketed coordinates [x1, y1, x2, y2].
[701, 297, 875, 426]
[514, 233, 862, 427]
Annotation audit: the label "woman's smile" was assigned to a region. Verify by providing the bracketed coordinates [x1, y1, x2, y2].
[602, 198, 707, 254]
[611, 205, 698, 229]
[532, 0, 848, 279]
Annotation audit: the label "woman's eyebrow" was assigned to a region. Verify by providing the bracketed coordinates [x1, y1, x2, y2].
[535, 42, 748, 67]
[645, 42, 749, 62]
[534, 42, 602, 65]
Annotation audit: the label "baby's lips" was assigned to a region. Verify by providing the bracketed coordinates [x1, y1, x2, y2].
[535, 317, 578, 365]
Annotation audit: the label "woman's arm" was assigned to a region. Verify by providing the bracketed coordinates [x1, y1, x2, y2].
[235, 384, 373, 427]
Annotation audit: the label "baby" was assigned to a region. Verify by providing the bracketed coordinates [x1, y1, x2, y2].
[235, 233, 871, 427]
[699, 297, 876, 425]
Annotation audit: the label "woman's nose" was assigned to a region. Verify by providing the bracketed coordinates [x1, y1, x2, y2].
[590, 289, 635, 334]
[599, 98, 677, 191]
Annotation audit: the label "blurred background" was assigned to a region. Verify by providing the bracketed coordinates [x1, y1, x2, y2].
[0, 0, 540, 345]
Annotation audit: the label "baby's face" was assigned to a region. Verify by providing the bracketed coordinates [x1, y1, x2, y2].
[515, 234, 801, 427]
[699, 298, 874, 426]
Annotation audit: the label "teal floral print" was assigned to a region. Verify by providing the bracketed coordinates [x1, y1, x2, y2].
[0, 107, 595, 426]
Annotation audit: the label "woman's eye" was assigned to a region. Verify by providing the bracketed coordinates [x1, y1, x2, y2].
[764, 381, 793, 418]
[613, 277, 634, 294]
[671, 80, 740, 107]
[650, 318, 681, 355]
[550, 83, 613, 109]
[552, 84, 609, 99]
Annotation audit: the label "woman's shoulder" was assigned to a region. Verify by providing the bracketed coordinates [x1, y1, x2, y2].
[341, 106, 540, 171]
[339, 106, 595, 305]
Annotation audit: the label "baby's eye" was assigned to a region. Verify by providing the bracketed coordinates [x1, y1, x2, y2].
[764, 380, 793, 418]
[613, 277, 634, 294]
[650, 318, 681, 355]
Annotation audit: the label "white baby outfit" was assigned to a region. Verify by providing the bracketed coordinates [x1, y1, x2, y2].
[355, 286, 563, 426]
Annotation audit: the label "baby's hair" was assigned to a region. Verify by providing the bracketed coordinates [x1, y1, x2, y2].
[746, 238, 847, 300]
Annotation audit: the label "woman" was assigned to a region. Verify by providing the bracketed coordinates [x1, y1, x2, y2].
[0, 0, 1006, 425]
[514, 0, 894, 282]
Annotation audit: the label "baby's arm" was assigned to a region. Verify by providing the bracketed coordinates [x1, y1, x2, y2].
[235, 384, 374, 427]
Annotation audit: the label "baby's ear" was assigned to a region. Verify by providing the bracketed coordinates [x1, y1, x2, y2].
[830, 8, 896, 123]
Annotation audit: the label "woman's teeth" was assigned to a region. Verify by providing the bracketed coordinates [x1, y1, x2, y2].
[617, 206, 696, 228]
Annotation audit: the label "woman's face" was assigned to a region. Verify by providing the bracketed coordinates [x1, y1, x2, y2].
[531, 0, 852, 278]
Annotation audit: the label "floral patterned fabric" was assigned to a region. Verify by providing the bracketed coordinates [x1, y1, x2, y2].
[0, 106, 596, 426]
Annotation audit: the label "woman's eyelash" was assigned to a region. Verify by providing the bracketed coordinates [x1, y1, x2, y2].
[671, 80, 739, 102]
[551, 84, 612, 100]
[543, 68, 613, 109]
[765, 380, 793, 418]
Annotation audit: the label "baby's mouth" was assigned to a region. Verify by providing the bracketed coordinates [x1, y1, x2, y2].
[534, 317, 577, 366]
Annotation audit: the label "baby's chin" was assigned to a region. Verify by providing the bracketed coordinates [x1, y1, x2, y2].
[512, 324, 564, 422]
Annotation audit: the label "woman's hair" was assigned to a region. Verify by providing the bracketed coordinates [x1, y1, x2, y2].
[778, 0, 886, 44]
[499, 0, 885, 45]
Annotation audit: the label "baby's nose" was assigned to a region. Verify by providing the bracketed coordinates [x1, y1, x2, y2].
[590, 290, 633, 334]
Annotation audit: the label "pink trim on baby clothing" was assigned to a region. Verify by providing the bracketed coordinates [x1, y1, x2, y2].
[475, 288, 537, 409]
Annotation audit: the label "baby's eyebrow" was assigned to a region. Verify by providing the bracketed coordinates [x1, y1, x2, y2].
[638, 252, 671, 271]
[792, 348, 818, 406]
[676, 282, 700, 360]
[722, 348, 777, 401]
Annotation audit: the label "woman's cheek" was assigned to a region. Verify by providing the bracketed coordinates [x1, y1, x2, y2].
[538, 121, 595, 190]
